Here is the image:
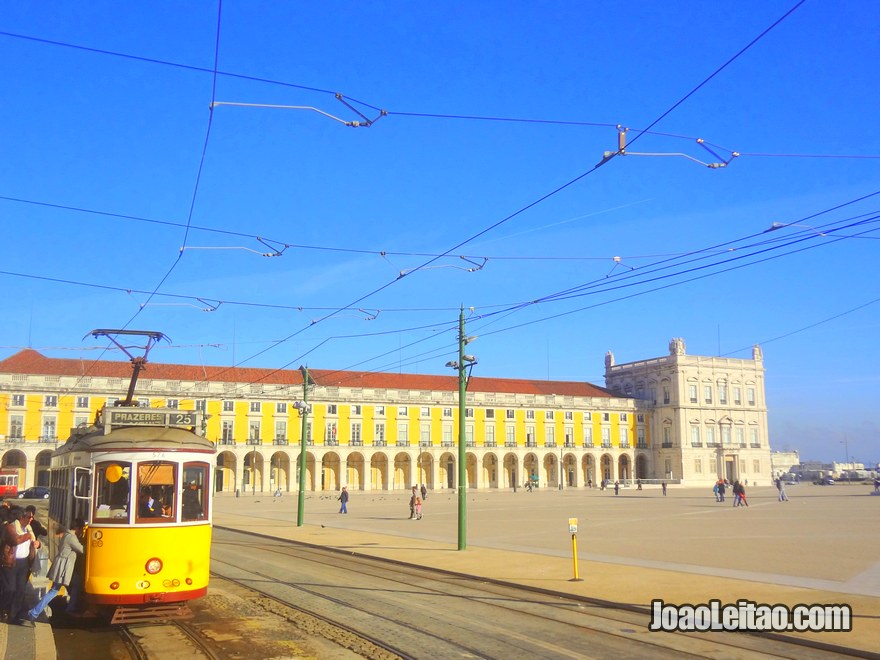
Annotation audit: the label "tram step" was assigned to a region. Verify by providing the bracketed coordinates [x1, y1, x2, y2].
[110, 602, 193, 625]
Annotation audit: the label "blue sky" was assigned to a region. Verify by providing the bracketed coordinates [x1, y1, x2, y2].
[2, 2, 878, 465]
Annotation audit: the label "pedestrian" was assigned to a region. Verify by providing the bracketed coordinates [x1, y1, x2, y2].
[409, 486, 419, 519]
[776, 478, 789, 502]
[1, 506, 38, 624]
[26, 523, 84, 622]
[661, 482, 667, 496]
[414, 497, 423, 520]
[636, 478, 642, 491]
[337, 486, 349, 514]
[614, 481, 620, 496]
[713, 482, 720, 502]
[717, 479, 726, 503]
[739, 482, 749, 507]
[587, 478, 592, 489]
[420, 484, 427, 501]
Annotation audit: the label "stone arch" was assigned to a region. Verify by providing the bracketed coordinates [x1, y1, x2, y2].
[322, 451, 341, 491]
[502, 452, 519, 489]
[466, 452, 478, 489]
[35, 450, 53, 487]
[215, 450, 237, 493]
[543, 453, 559, 488]
[562, 451, 577, 487]
[269, 451, 290, 492]
[523, 452, 540, 486]
[636, 453, 649, 480]
[600, 453, 614, 482]
[582, 454, 596, 486]
[618, 454, 631, 482]
[346, 452, 365, 490]
[482, 453, 499, 488]
[439, 451, 456, 490]
[393, 452, 412, 490]
[370, 452, 389, 491]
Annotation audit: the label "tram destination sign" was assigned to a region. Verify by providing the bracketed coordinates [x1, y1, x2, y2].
[107, 409, 198, 428]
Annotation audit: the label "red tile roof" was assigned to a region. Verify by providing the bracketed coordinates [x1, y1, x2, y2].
[0, 349, 615, 398]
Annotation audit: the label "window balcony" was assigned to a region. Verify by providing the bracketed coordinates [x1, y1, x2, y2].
[564, 441, 575, 448]
[218, 438, 235, 445]
[396, 440, 409, 447]
[39, 436, 58, 444]
[504, 440, 517, 448]
[750, 443, 762, 448]
[525, 440, 537, 448]
[601, 442, 613, 449]
[6, 436, 25, 444]
[246, 438, 261, 446]
[691, 442, 703, 448]
[466, 440, 476, 447]
[619, 441, 630, 449]
[545, 441, 557, 448]
[326, 439, 339, 446]
[350, 439, 363, 446]
[273, 438, 289, 445]
[636, 441, 647, 449]
[484, 440, 497, 447]
[661, 442, 673, 448]
[373, 439, 387, 447]
[441, 441, 454, 448]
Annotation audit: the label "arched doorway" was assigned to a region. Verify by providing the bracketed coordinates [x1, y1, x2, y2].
[636, 454, 648, 480]
[562, 452, 576, 487]
[503, 453, 519, 488]
[269, 451, 290, 493]
[393, 452, 411, 490]
[482, 453, 498, 488]
[439, 452, 455, 489]
[523, 453, 539, 486]
[347, 452, 365, 490]
[618, 454, 631, 483]
[322, 452, 341, 491]
[543, 453, 559, 488]
[466, 453, 477, 489]
[601, 453, 613, 482]
[216, 451, 236, 492]
[583, 454, 595, 486]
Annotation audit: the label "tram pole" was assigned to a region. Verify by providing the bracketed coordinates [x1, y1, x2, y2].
[296, 366, 310, 527]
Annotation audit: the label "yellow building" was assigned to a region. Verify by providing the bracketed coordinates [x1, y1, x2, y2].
[0, 349, 652, 493]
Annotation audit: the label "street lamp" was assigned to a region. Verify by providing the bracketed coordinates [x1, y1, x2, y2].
[559, 444, 564, 491]
[445, 306, 477, 551]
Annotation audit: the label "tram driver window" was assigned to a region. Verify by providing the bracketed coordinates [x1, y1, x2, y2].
[94, 463, 132, 523]
[137, 462, 177, 522]
[182, 463, 209, 521]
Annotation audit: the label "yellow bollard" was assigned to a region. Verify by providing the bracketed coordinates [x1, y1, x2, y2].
[568, 518, 584, 581]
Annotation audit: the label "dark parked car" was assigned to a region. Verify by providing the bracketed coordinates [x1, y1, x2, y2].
[17, 486, 50, 500]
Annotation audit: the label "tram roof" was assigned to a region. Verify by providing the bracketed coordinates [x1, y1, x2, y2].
[0, 349, 616, 398]
[55, 425, 215, 456]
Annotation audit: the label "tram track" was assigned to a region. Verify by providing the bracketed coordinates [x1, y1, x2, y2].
[119, 620, 221, 660]
[213, 525, 873, 659]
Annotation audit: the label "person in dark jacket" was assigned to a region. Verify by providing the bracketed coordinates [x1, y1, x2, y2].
[337, 487, 349, 514]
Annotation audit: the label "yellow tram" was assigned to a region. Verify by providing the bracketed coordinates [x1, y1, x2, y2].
[48, 406, 216, 623]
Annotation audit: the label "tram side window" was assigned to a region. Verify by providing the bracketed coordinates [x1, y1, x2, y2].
[182, 463, 209, 521]
[137, 461, 176, 522]
[94, 463, 132, 523]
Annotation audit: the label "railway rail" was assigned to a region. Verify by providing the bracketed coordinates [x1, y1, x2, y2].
[211, 525, 872, 659]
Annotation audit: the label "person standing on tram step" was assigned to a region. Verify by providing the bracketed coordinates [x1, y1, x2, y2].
[338, 486, 349, 514]
[1, 506, 38, 624]
[65, 519, 87, 616]
[420, 484, 427, 501]
[409, 486, 419, 519]
[26, 523, 84, 622]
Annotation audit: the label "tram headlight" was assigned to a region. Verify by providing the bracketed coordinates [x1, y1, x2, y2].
[145, 557, 163, 574]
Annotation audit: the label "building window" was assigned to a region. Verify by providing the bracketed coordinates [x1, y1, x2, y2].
[735, 427, 744, 446]
[583, 412, 591, 421]
[248, 421, 261, 442]
[583, 426, 593, 446]
[505, 426, 515, 446]
[465, 408, 474, 418]
[352, 405, 362, 416]
[564, 411, 573, 421]
[564, 426, 573, 446]
[688, 385, 697, 403]
[733, 387, 742, 405]
[706, 427, 716, 446]
[223, 400, 234, 412]
[637, 414, 644, 423]
[11, 394, 25, 407]
[374, 405, 385, 416]
[526, 410, 535, 420]
[750, 428, 759, 446]
[325, 422, 337, 443]
[465, 424, 474, 445]
[194, 399, 207, 412]
[718, 384, 728, 405]
[526, 425, 536, 446]
[398, 407, 408, 417]
[420, 423, 431, 444]
[397, 425, 409, 444]
[9, 416, 23, 439]
[42, 417, 57, 440]
[721, 426, 731, 445]
[249, 401, 261, 413]
[695, 459, 702, 474]
[506, 409, 515, 419]
[74, 415, 88, 429]
[442, 408, 453, 418]
[663, 387, 670, 404]
[351, 423, 362, 444]
[703, 386, 712, 404]
[545, 411, 554, 420]
[276, 402, 287, 414]
[443, 424, 453, 445]
[637, 427, 646, 448]
[75, 396, 89, 408]
[753, 459, 761, 473]
[44, 395, 58, 408]
[601, 427, 611, 447]
[375, 423, 385, 444]
[486, 425, 495, 446]
[306, 422, 312, 442]
[619, 413, 628, 423]
[619, 427, 629, 447]
[691, 426, 701, 446]
[546, 427, 555, 446]
[747, 388, 756, 405]
[486, 409, 495, 419]
[602, 412, 610, 422]
[166, 399, 179, 409]
[275, 420, 287, 442]
[420, 407, 430, 417]
[327, 404, 337, 415]
[221, 420, 234, 443]
[665, 459, 672, 477]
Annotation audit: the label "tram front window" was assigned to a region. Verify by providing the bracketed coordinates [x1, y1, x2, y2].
[137, 461, 176, 522]
[94, 462, 132, 523]
[182, 463, 209, 521]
